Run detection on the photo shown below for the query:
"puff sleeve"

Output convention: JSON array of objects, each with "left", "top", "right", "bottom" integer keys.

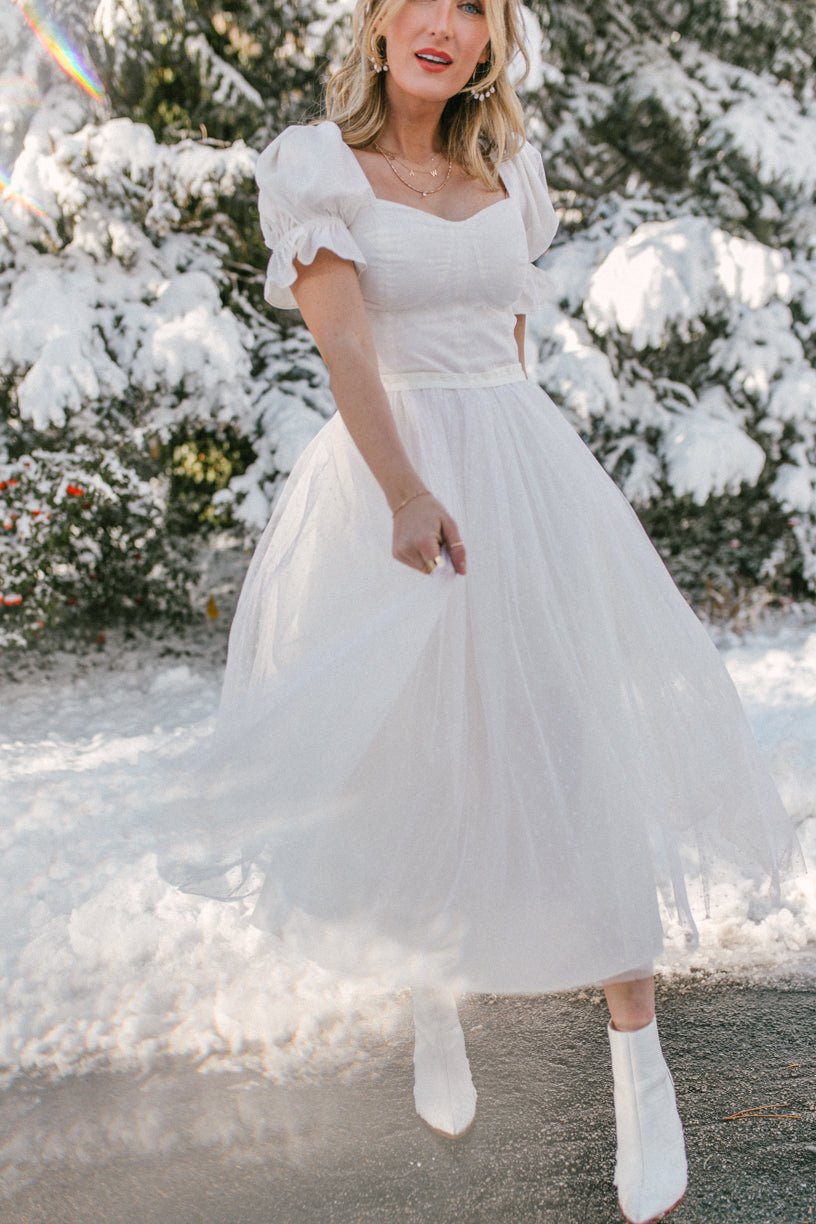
[
  {"left": 254, "top": 122, "right": 372, "bottom": 310},
  {"left": 502, "top": 140, "right": 559, "bottom": 315}
]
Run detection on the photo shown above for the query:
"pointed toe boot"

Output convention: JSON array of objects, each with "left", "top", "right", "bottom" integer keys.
[
  {"left": 411, "top": 986, "right": 477, "bottom": 1138},
  {"left": 607, "top": 1017, "right": 688, "bottom": 1224}
]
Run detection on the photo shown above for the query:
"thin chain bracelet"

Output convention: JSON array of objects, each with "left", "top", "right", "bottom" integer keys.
[{"left": 392, "top": 489, "right": 432, "bottom": 518}]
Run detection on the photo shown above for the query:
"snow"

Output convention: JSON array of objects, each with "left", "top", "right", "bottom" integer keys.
[
  {"left": 708, "top": 79, "right": 816, "bottom": 198},
  {"left": 534, "top": 309, "right": 622, "bottom": 425},
  {"left": 531, "top": 204, "right": 816, "bottom": 529},
  {"left": 771, "top": 464, "right": 815, "bottom": 515},
  {"left": 0, "top": 220, "right": 254, "bottom": 435},
  {"left": 183, "top": 33, "right": 265, "bottom": 111},
  {"left": 659, "top": 387, "right": 767, "bottom": 505},
  {"left": 584, "top": 217, "right": 786, "bottom": 349},
  {"left": 708, "top": 302, "right": 804, "bottom": 405},
  {"left": 1, "top": 615, "right": 814, "bottom": 1087},
  {"left": 0, "top": 649, "right": 396, "bottom": 1086},
  {"left": 610, "top": 41, "right": 816, "bottom": 197}
]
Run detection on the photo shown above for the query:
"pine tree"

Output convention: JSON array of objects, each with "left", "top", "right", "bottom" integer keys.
[
  {"left": 0, "top": 0, "right": 336, "bottom": 648},
  {"left": 524, "top": 0, "right": 816, "bottom": 623},
  {"left": 2, "top": 0, "right": 815, "bottom": 650}
]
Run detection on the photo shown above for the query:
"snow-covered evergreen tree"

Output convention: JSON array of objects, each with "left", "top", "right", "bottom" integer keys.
[
  {"left": 2, "top": 0, "right": 816, "bottom": 650},
  {"left": 524, "top": 0, "right": 816, "bottom": 622},
  {"left": 0, "top": 0, "right": 333, "bottom": 648}
]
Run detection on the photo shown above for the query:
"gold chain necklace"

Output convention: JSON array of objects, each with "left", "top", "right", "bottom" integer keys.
[
  {"left": 373, "top": 143, "right": 454, "bottom": 198},
  {"left": 373, "top": 142, "right": 442, "bottom": 178}
]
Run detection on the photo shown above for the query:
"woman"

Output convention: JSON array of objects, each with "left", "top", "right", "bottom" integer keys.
[{"left": 154, "top": 1, "right": 804, "bottom": 1220}]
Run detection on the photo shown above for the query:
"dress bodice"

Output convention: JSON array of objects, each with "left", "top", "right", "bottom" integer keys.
[
  {"left": 348, "top": 196, "right": 529, "bottom": 379},
  {"left": 254, "top": 121, "right": 559, "bottom": 382}
]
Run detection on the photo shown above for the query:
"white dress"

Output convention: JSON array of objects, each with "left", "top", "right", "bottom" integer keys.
[{"left": 153, "top": 120, "right": 804, "bottom": 994}]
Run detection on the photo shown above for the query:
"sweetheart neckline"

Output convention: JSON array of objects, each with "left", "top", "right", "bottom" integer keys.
[
  {"left": 370, "top": 195, "right": 514, "bottom": 225},
  {"left": 330, "top": 122, "right": 516, "bottom": 227}
]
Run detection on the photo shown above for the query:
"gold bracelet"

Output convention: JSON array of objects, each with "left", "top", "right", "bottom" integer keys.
[{"left": 392, "top": 489, "right": 432, "bottom": 518}]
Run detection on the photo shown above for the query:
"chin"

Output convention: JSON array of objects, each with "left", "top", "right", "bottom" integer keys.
[{"left": 396, "top": 78, "right": 465, "bottom": 105}]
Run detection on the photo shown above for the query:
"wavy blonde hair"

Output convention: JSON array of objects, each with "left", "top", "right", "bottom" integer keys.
[{"left": 322, "top": 0, "right": 530, "bottom": 188}]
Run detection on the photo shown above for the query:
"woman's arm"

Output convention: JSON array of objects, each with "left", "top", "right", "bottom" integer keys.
[
  {"left": 290, "top": 248, "right": 467, "bottom": 575},
  {"left": 514, "top": 315, "right": 526, "bottom": 373}
]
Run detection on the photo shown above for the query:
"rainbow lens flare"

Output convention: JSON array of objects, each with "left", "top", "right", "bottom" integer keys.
[
  {"left": 0, "top": 165, "right": 48, "bottom": 218},
  {"left": 14, "top": 0, "right": 105, "bottom": 101},
  {"left": 1, "top": 6, "right": 106, "bottom": 218}
]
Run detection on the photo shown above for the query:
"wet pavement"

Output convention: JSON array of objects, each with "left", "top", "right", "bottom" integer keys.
[{"left": 1, "top": 980, "right": 814, "bottom": 1224}]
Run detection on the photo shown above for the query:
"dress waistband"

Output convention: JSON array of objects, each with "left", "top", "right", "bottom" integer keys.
[{"left": 379, "top": 362, "right": 527, "bottom": 392}]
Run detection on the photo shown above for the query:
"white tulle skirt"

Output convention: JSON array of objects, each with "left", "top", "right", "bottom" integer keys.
[{"left": 151, "top": 371, "right": 804, "bottom": 993}]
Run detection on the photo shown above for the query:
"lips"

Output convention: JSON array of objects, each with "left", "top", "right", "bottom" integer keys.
[{"left": 415, "top": 47, "right": 453, "bottom": 67}]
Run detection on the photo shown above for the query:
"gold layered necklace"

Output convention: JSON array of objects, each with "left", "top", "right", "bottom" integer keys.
[
  {"left": 373, "top": 142, "right": 454, "bottom": 198},
  {"left": 374, "top": 143, "right": 442, "bottom": 177}
]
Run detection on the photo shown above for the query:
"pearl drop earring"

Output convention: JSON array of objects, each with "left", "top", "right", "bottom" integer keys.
[
  {"left": 370, "top": 57, "right": 389, "bottom": 72},
  {"left": 473, "top": 83, "right": 496, "bottom": 101}
]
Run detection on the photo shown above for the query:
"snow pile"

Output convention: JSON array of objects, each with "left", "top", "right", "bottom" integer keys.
[
  {"left": 0, "top": 617, "right": 813, "bottom": 1086},
  {"left": 0, "top": 657, "right": 398, "bottom": 1087}
]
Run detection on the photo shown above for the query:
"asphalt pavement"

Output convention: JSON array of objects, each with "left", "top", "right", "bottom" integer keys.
[{"left": 1, "top": 980, "right": 813, "bottom": 1224}]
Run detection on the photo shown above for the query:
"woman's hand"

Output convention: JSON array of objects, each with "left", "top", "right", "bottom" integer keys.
[{"left": 392, "top": 492, "right": 467, "bottom": 576}]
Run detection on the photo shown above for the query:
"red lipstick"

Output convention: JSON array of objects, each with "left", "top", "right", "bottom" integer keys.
[{"left": 415, "top": 47, "right": 453, "bottom": 71}]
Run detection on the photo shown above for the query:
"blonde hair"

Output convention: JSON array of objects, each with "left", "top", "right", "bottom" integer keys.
[{"left": 322, "top": 0, "right": 530, "bottom": 188}]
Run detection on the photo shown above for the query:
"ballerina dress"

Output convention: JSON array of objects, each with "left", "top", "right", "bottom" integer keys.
[{"left": 153, "top": 120, "right": 804, "bottom": 994}]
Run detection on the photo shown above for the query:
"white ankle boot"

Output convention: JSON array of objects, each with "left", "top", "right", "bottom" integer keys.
[
  {"left": 607, "top": 1017, "right": 688, "bottom": 1224},
  {"left": 411, "top": 986, "right": 477, "bottom": 1137}
]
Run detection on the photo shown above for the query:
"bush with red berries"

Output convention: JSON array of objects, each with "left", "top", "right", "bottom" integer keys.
[{"left": 0, "top": 447, "right": 191, "bottom": 651}]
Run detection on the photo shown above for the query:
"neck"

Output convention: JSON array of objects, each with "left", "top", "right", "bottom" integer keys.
[{"left": 378, "top": 86, "right": 447, "bottom": 159}]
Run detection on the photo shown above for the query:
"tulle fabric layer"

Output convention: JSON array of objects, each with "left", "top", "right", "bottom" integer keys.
[{"left": 150, "top": 380, "right": 804, "bottom": 993}]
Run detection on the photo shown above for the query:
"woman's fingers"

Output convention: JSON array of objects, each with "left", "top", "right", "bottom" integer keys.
[
  {"left": 442, "top": 516, "right": 467, "bottom": 574},
  {"left": 392, "top": 497, "right": 466, "bottom": 576},
  {"left": 415, "top": 534, "right": 443, "bottom": 574}
]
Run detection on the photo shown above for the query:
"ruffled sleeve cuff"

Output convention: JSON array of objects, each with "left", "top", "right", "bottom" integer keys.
[
  {"left": 261, "top": 218, "right": 368, "bottom": 311},
  {"left": 511, "top": 264, "right": 552, "bottom": 315},
  {"left": 255, "top": 122, "right": 371, "bottom": 311}
]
